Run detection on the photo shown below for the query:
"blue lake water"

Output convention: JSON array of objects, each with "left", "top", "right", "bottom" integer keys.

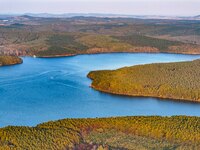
[{"left": 1, "top": 53, "right": 200, "bottom": 127}]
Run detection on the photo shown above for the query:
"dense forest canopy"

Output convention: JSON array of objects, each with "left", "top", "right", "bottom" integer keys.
[
  {"left": 88, "top": 59, "right": 200, "bottom": 102},
  {"left": 0, "top": 116, "right": 200, "bottom": 149}
]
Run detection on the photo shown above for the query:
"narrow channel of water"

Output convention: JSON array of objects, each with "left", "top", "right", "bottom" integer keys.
[{"left": 0, "top": 53, "right": 200, "bottom": 127}]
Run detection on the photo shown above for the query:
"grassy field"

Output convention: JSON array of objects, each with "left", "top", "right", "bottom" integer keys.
[
  {"left": 88, "top": 59, "right": 200, "bottom": 102},
  {"left": 0, "top": 116, "right": 200, "bottom": 149}
]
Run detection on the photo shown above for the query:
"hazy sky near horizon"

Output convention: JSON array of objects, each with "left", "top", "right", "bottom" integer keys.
[{"left": 1, "top": 0, "right": 200, "bottom": 16}]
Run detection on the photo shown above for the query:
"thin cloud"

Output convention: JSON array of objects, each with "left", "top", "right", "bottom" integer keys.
[{"left": 0, "top": 0, "right": 200, "bottom": 16}]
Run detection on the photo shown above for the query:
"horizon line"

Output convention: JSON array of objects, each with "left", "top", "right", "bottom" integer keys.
[{"left": 0, "top": 12, "right": 199, "bottom": 17}]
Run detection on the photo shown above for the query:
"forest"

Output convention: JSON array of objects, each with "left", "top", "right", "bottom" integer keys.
[
  {"left": 0, "top": 56, "right": 22, "bottom": 66},
  {"left": 0, "top": 116, "right": 200, "bottom": 149},
  {"left": 0, "top": 16, "right": 200, "bottom": 57},
  {"left": 88, "top": 59, "right": 200, "bottom": 102}
]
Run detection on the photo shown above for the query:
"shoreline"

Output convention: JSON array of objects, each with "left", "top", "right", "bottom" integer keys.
[
  {"left": 36, "top": 53, "right": 77, "bottom": 58},
  {"left": 90, "top": 85, "right": 200, "bottom": 104},
  {"left": 0, "top": 61, "right": 23, "bottom": 67},
  {"left": 0, "top": 115, "right": 197, "bottom": 128},
  {"left": 34, "top": 51, "right": 200, "bottom": 58}
]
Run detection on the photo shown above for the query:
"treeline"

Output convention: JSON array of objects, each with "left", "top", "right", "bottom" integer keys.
[
  {"left": 88, "top": 59, "right": 200, "bottom": 102},
  {"left": 0, "top": 116, "right": 200, "bottom": 149}
]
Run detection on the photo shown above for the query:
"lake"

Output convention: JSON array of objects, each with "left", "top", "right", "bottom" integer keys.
[{"left": 1, "top": 53, "right": 200, "bottom": 127}]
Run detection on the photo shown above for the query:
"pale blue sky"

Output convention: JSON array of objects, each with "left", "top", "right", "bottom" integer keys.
[{"left": 1, "top": 0, "right": 200, "bottom": 16}]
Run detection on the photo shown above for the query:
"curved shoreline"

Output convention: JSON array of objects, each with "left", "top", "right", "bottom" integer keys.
[
  {"left": 36, "top": 53, "right": 77, "bottom": 58},
  {"left": 36, "top": 51, "right": 200, "bottom": 58},
  {"left": 90, "top": 85, "right": 200, "bottom": 103}
]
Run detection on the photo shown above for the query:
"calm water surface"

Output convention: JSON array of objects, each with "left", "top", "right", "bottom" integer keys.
[{"left": 1, "top": 53, "right": 200, "bottom": 127}]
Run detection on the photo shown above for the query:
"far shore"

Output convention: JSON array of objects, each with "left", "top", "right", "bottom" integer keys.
[
  {"left": 34, "top": 50, "right": 200, "bottom": 58},
  {"left": 90, "top": 84, "right": 200, "bottom": 104}
]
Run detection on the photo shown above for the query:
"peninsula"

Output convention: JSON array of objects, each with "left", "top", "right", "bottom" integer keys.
[
  {"left": 0, "top": 56, "right": 23, "bottom": 66},
  {"left": 88, "top": 59, "right": 200, "bottom": 102}
]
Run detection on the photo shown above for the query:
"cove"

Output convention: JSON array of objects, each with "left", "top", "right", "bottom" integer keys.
[{"left": 1, "top": 53, "right": 200, "bottom": 127}]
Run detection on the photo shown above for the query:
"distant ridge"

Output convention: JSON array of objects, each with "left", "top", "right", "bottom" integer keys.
[
  {"left": 1, "top": 13, "right": 200, "bottom": 20},
  {"left": 195, "top": 15, "right": 200, "bottom": 18},
  {"left": 22, "top": 13, "right": 200, "bottom": 20}
]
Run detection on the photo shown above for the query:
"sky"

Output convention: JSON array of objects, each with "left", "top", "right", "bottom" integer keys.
[{"left": 0, "top": 0, "right": 200, "bottom": 16}]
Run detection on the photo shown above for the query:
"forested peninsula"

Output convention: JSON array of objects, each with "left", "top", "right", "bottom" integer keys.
[
  {"left": 88, "top": 59, "right": 200, "bottom": 102},
  {"left": 0, "top": 56, "right": 23, "bottom": 66},
  {"left": 0, "top": 116, "right": 200, "bottom": 149}
]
